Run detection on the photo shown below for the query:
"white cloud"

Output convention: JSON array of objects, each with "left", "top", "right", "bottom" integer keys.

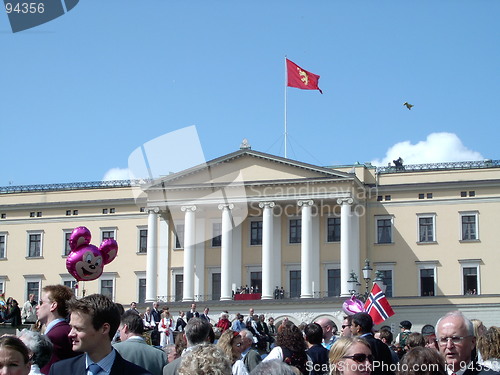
[
  {"left": 371, "top": 132, "right": 484, "bottom": 166},
  {"left": 102, "top": 168, "right": 130, "bottom": 181}
]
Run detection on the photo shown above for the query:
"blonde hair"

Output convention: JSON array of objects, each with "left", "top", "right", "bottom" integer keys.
[
  {"left": 178, "top": 344, "right": 231, "bottom": 375},
  {"left": 477, "top": 326, "right": 500, "bottom": 360},
  {"left": 329, "top": 337, "right": 371, "bottom": 375},
  {"left": 217, "top": 329, "right": 239, "bottom": 363}
]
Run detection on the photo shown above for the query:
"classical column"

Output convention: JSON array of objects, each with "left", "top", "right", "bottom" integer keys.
[
  {"left": 219, "top": 203, "right": 234, "bottom": 301},
  {"left": 259, "top": 202, "right": 275, "bottom": 300},
  {"left": 298, "top": 199, "right": 314, "bottom": 299},
  {"left": 145, "top": 207, "right": 159, "bottom": 302},
  {"left": 181, "top": 205, "right": 196, "bottom": 302},
  {"left": 338, "top": 198, "right": 353, "bottom": 297}
]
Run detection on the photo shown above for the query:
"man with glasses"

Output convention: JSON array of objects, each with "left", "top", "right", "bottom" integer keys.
[
  {"left": 340, "top": 316, "right": 352, "bottom": 337},
  {"left": 436, "top": 311, "right": 499, "bottom": 375}
]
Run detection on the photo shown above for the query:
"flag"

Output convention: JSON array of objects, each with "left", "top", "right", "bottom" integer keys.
[
  {"left": 363, "top": 283, "right": 395, "bottom": 325},
  {"left": 286, "top": 59, "right": 323, "bottom": 94}
]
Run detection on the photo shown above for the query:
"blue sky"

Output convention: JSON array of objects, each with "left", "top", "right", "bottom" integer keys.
[{"left": 1, "top": 1, "right": 498, "bottom": 186}]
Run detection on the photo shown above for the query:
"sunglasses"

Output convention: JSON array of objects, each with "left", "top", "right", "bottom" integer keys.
[
  {"left": 342, "top": 325, "right": 351, "bottom": 329},
  {"left": 343, "top": 354, "right": 374, "bottom": 363}
]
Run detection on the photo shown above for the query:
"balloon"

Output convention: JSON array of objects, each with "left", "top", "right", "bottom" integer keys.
[
  {"left": 66, "top": 226, "right": 118, "bottom": 282},
  {"left": 342, "top": 295, "right": 365, "bottom": 315}
]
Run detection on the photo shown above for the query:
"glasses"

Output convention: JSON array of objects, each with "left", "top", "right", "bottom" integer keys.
[
  {"left": 437, "top": 336, "right": 472, "bottom": 346},
  {"left": 342, "top": 325, "right": 351, "bottom": 329},
  {"left": 343, "top": 354, "right": 374, "bottom": 363}
]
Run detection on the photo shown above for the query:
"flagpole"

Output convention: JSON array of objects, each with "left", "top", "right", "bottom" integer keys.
[{"left": 284, "top": 56, "right": 288, "bottom": 159}]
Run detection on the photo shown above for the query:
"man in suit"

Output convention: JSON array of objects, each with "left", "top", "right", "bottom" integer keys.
[
  {"left": 239, "top": 329, "right": 262, "bottom": 372},
  {"left": 37, "top": 284, "right": 79, "bottom": 374},
  {"left": 351, "top": 312, "right": 395, "bottom": 375},
  {"left": 436, "top": 311, "right": 499, "bottom": 375},
  {"left": 163, "top": 317, "right": 211, "bottom": 375},
  {"left": 175, "top": 311, "right": 187, "bottom": 332},
  {"left": 185, "top": 303, "right": 199, "bottom": 322},
  {"left": 199, "top": 307, "right": 210, "bottom": 323},
  {"left": 114, "top": 311, "right": 167, "bottom": 375},
  {"left": 151, "top": 302, "right": 161, "bottom": 328},
  {"left": 48, "top": 294, "right": 152, "bottom": 375}
]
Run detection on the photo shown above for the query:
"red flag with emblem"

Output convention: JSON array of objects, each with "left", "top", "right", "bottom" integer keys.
[
  {"left": 363, "top": 283, "right": 395, "bottom": 325},
  {"left": 286, "top": 59, "right": 323, "bottom": 94}
]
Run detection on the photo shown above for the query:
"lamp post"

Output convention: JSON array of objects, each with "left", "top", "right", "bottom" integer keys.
[{"left": 348, "top": 259, "right": 383, "bottom": 301}]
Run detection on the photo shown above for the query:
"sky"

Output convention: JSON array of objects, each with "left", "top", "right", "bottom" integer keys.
[{"left": 1, "top": 0, "right": 499, "bottom": 186}]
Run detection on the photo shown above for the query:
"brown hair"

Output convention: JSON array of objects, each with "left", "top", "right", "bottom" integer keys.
[
  {"left": 397, "top": 347, "right": 446, "bottom": 375},
  {"left": 477, "top": 326, "right": 500, "bottom": 360},
  {"left": 43, "top": 284, "right": 74, "bottom": 317},
  {"left": 0, "top": 335, "right": 31, "bottom": 364}
]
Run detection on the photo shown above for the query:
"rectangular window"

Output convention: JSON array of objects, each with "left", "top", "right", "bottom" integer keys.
[
  {"left": 427, "top": 193, "right": 433, "bottom": 199},
  {"left": 379, "top": 270, "right": 393, "bottom": 297},
  {"left": 73, "top": 210, "right": 78, "bottom": 215},
  {"left": 63, "top": 280, "right": 77, "bottom": 295},
  {"left": 66, "top": 210, "right": 71, "bottom": 216},
  {"left": 250, "top": 271, "right": 262, "bottom": 294},
  {"left": 250, "top": 221, "right": 263, "bottom": 245},
  {"left": 461, "top": 214, "right": 478, "bottom": 241},
  {"left": 463, "top": 267, "right": 478, "bottom": 295},
  {"left": 289, "top": 219, "right": 301, "bottom": 244},
  {"left": 175, "top": 274, "right": 183, "bottom": 302},
  {"left": 418, "top": 215, "right": 435, "bottom": 243},
  {"left": 174, "top": 224, "right": 184, "bottom": 249},
  {"left": 469, "top": 191, "right": 475, "bottom": 197},
  {"left": 0, "top": 234, "right": 6, "bottom": 259},
  {"left": 100, "top": 279, "right": 114, "bottom": 300},
  {"left": 139, "top": 229, "right": 148, "bottom": 253},
  {"left": 30, "top": 212, "right": 35, "bottom": 218},
  {"left": 138, "top": 278, "right": 146, "bottom": 303},
  {"left": 327, "top": 217, "right": 341, "bottom": 242},
  {"left": 327, "top": 269, "right": 340, "bottom": 297},
  {"left": 110, "top": 208, "right": 115, "bottom": 214},
  {"left": 420, "top": 269, "right": 435, "bottom": 296},
  {"left": 376, "top": 217, "right": 392, "bottom": 244},
  {"left": 102, "top": 208, "right": 108, "bottom": 214},
  {"left": 101, "top": 230, "right": 115, "bottom": 241},
  {"left": 26, "top": 281, "right": 40, "bottom": 301},
  {"left": 289, "top": 270, "right": 301, "bottom": 298},
  {"left": 63, "top": 231, "right": 72, "bottom": 256},
  {"left": 0, "top": 280, "right": 4, "bottom": 294},
  {"left": 212, "top": 273, "right": 221, "bottom": 301},
  {"left": 1, "top": 213, "right": 6, "bottom": 219},
  {"left": 36, "top": 212, "right": 42, "bottom": 217},
  {"left": 28, "top": 233, "right": 42, "bottom": 257},
  {"left": 418, "top": 193, "right": 425, "bottom": 199},
  {"left": 211, "top": 223, "right": 222, "bottom": 247}
]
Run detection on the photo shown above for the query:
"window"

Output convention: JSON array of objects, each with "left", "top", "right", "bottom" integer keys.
[
  {"left": 24, "top": 278, "right": 41, "bottom": 302},
  {"left": 66, "top": 210, "right": 71, "bottom": 216},
  {"left": 469, "top": 191, "right": 475, "bottom": 197},
  {"left": 73, "top": 210, "right": 78, "bottom": 215},
  {"left": 0, "top": 213, "right": 5, "bottom": 219},
  {"left": 418, "top": 193, "right": 425, "bottom": 199},
  {"left": 212, "top": 273, "right": 221, "bottom": 301},
  {"left": 379, "top": 270, "right": 393, "bottom": 297},
  {"left": 101, "top": 228, "right": 116, "bottom": 241},
  {"left": 289, "top": 219, "right": 301, "bottom": 244},
  {"left": 63, "top": 280, "right": 77, "bottom": 295},
  {"left": 250, "top": 221, "right": 262, "bottom": 245},
  {"left": 427, "top": 193, "right": 433, "bottom": 199},
  {"left": 211, "top": 222, "right": 222, "bottom": 247},
  {"left": 418, "top": 215, "right": 436, "bottom": 243},
  {"left": 460, "top": 212, "right": 478, "bottom": 241},
  {"left": 463, "top": 267, "right": 478, "bottom": 295},
  {"left": 0, "top": 233, "right": 6, "bottom": 259},
  {"left": 138, "top": 278, "right": 146, "bottom": 303},
  {"left": 110, "top": 208, "right": 116, "bottom": 214},
  {"left": 327, "top": 269, "right": 340, "bottom": 297},
  {"left": 327, "top": 217, "right": 341, "bottom": 242},
  {"left": 289, "top": 270, "right": 301, "bottom": 298},
  {"left": 377, "top": 196, "right": 383, "bottom": 201},
  {"left": 376, "top": 216, "right": 393, "bottom": 244},
  {"left": 100, "top": 279, "right": 114, "bottom": 300},
  {"left": 27, "top": 232, "right": 43, "bottom": 257},
  {"left": 420, "top": 269, "right": 435, "bottom": 296},
  {"left": 139, "top": 229, "right": 148, "bottom": 253},
  {"left": 36, "top": 212, "right": 42, "bottom": 217},
  {"left": 250, "top": 271, "right": 262, "bottom": 294},
  {"left": 102, "top": 208, "right": 108, "bottom": 214},
  {"left": 63, "top": 231, "right": 72, "bottom": 256},
  {"left": 174, "top": 224, "right": 184, "bottom": 249},
  {"left": 461, "top": 191, "right": 467, "bottom": 197},
  {"left": 174, "top": 274, "right": 183, "bottom": 302},
  {"left": 384, "top": 195, "right": 391, "bottom": 201},
  {"left": 30, "top": 212, "right": 35, "bottom": 218},
  {"left": 140, "top": 207, "right": 146, "bottom": 213},
  {"left": 0, "top": 279, "right": 4, "bottom": 294}
]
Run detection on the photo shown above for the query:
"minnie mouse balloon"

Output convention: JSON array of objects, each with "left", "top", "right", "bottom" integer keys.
[
  {"left": 342, "top": 295, "right": 365, "bottom": 316},
  {"left": 66, "top": 226, "right": 118, "bottom": 282}
]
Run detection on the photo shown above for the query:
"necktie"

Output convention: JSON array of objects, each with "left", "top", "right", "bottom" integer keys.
[{"left": 88, "top": 363, "right": 102, "bottom": 375}]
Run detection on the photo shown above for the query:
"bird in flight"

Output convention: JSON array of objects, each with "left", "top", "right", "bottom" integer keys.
[{"left": 403, "top": 102, "right": 414, "bottom": 110}]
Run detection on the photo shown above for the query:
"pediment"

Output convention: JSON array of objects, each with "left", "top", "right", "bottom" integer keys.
[{"left": 151, "top": 149, "right": 352, "bottom": 188}]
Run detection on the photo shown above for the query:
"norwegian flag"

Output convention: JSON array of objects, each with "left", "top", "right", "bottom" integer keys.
[{"left": 363, "top": 283, "right": 395, "bottom": 325}]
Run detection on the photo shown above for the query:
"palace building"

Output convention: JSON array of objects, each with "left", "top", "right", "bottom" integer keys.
[{"left": 1, "top": 147, "right": 500, "bottom": 328}]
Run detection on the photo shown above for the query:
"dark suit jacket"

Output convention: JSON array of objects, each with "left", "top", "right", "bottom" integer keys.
[
  {"left": 243, "top": 348, "right": 262, "bottom": 372},
  {"left": 175, "top": 317, "right": 187, "bottom": 331},
  {"left": 163, "top": 356, "right": 181, "bottom": 375},
  {"left": 361, "top": 333, "right": 395, "bottom": 375},
  {"left": 151, "top": 309, "right": 161, "bottom": 324},
  {"left": 185, "top": 311, "right": 199, "bottom": 321},
  {"left": 463, "top": 362, "right": 500, "bottom": 375},
  {"left": 48, "top": 352, "right": 153, "bottom": 375},
  {"left": 42, "top": 320, "right": 79, "bottom": 374}
]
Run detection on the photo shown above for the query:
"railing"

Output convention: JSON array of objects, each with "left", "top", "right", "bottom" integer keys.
[
  {"left": 376, "top": 159, "right": 500, "bottom": 174},
  {"left": 0, "top": 180, "right": 143, "bottom": 194},
  {"left": 155, "top": 291, "right": 339, "bottom": 303}
]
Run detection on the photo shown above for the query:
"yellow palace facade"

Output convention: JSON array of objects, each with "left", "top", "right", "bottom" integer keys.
[{"left": 1, "top": 147, "right": 500, "bottom": 329}]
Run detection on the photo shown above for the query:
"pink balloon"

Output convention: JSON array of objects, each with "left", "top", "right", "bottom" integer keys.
[
  {"left": 342, "top": 296, "right": 366, "bottom": 315},
  {"left": 66, "top": 226, "right": 118, "bottom": 282}
]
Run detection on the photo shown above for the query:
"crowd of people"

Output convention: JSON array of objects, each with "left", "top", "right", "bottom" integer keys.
[{"left": 1, "top": 290, "right": 500, "bottom": 375}]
